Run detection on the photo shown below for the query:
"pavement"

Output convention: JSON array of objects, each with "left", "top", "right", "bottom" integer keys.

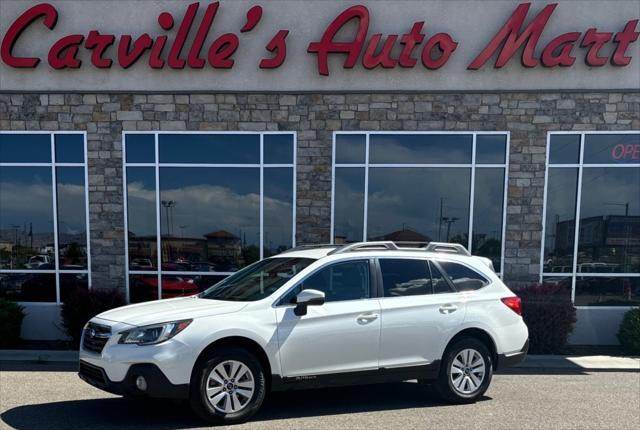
[
  {"left": 1, "top": 361, "right": 639, "bottom": 430},
  {"left": 1, "top": 349, "right": 639, "bottom": 371}
]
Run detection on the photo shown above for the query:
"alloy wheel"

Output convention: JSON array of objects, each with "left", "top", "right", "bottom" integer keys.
[
  {"left": 205, "top": 360, "right": 255, "bottom": 413},
  {"left": 450, "top": 348, "right": 486, "bottom": 395}
]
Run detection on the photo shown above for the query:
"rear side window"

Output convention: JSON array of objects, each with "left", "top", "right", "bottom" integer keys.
[
  {"left": 380, "top": 259, "right": 432, "bottom": 297},
  {"left": 438, "top": 261, "right": 489, "bottom": 291}
]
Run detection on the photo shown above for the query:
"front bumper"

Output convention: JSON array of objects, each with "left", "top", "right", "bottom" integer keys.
[
  {"left": 78, "top": 360, "right": 189, "bottom": 399},
  {"left": 496, "top": 338, "right": 529, "bottom": 369}
]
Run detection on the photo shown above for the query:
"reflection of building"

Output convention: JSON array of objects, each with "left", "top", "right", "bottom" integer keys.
[
  {"left": 130, "top": 230, "right": 246, "bottom": 271},
  {"left": 204, "top": 231, "right": 243, "bottom": 269},
  {"left": 372, "top": 228, "right": 432, "bottom": 243},
  {"left": 553, "top": 216, "right": 640, "bottom": 271}
]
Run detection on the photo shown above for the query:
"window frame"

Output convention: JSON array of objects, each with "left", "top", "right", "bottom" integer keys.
[
  {"left": 0, "top": 131, "right": 91, "bottom": 305},
  {"left": 122, "top": 131, "right": 297, "bottom": 303},
  {"left": 540, "top": 130, "right": 640, "bottom": 309},
  {"left": 331, "top": 131, "right": 510, "bottom": 277}
]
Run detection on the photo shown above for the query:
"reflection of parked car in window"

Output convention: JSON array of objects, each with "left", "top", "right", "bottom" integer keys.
[
  {"left": 190, "top": 262, "right": 218, "bottom": 272},
  {"left": 25, "top": 254, "right": 53, "bottom": 269},
  {"left": 130, "top": 258, "right": 154, "bottom": 270},
  {"left": 577, "top": 263, "right": 620, "bottom": 273},
  {"left": 130, "top": 275, "right": 199, "bottom": 302},
  {"left": 80, "top": 241, "right": 528, "bottom": 425}
]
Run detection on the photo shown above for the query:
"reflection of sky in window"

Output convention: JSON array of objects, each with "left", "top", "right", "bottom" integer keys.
[
  {"left": 0, "top": 134, "right": 51, "bottom": 163},
  {"left": 369, "top": 135, "right": 472, "bottom": 164},
  {"left": 544, "top": 168, "right": 578, "bottom": 250},
  {"left": 127, "top": 168, "right": 156, "bottom": 237},
  {"left": 476, "top": 135, "right": 507, "bottom": 164},
  {"left": 159, "top": 134, "right": 260, "bottom": 164},
  {"left": 335, "top": 134, "right": 366, "bottom": 164},
  {"left": 264, "top": 135, "right": 294, "bottom": 164},
  {"left": 473, "top": 168, "right": 504, "bottom": 240},
  {"left": 56, "top": 167, "right": 86, "bottom": 238},
  {"left": 264, "top": 168, "right": 293, "bottom": 250},
  {"left": 159, "top": 168, "right": 260, "bottom": 245},
  {"left": 367, "top": 168, "right": 470, "bottom": 241},
  {"left": 0, "top": 167, "right": 53, "bottom": 234},
  {"left": 580, "top": 168, "right": 640, "bottom": 218},
  {"left": 334, "top": 168, "right": 365, "bottom": 242},
  {"left": 55, "top": 134, "right": 84, "bottom": 163},
  {"left": 549, "top": 135, "right": 580, "bottom": 164}
]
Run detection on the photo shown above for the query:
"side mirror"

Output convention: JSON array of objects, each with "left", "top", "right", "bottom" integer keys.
[{"left": 293, "top": 289, "right": 325, "bottom": 316}]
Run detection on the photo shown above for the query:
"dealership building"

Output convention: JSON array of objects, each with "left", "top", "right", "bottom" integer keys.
[{"left": 0, "top": 0, "right": 638, "bottom": 345}]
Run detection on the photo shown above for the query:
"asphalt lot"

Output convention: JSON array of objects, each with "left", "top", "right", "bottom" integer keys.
[{"left": 1, "top": 363, "right": 639, "bottom": 430}]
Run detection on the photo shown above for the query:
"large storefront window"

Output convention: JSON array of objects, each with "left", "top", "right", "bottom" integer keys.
[
  {"left": 123, "top": 132, "right": 296, "bottom": 302},
  {"left": 0, "top": 132, "right": 91, "bottom": 302},
  {"left": 541, "top": 132, "right": 640, "bottom": 306},
  {"left": 332, "top": 132, "right": 509, "bottom": 274}
]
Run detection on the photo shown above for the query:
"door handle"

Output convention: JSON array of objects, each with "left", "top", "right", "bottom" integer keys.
[
  {"left": 356, "top": 313, "right": 379, "bottom": 324},
  {"left": 439, "top": 304, "right": 458, "bottom": 314}
]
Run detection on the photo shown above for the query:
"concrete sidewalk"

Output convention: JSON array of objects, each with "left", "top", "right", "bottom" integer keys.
[{"left": 1, "top": 350, "right": 639, "bottom": 371}]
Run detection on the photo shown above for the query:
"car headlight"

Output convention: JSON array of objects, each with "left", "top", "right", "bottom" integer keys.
[{"left": 118, "top": 320, "right": 192, "bottom": 345}]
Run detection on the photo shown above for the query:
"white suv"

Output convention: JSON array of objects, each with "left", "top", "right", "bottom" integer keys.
[{"left": 79, "top": 242, "right": 529, "bottom": 425}]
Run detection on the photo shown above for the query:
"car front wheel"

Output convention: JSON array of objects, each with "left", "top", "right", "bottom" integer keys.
[
  {"left": 190, "top": 347, "right": 267, "bottom": 425},
  {"left": 434, "top": 337, "right": 493, "bottom": 403}
]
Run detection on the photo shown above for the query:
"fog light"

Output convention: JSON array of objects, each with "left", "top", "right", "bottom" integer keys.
[{"left": 135, "top": 376, "right": 147, "bottom": 391}]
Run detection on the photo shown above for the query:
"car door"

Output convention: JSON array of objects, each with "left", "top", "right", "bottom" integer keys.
[
  {"left": 377, "top": 258, "right": 466, "bottom": 369},
  {"left": 274, "top": 259, "right": 381, "bottom": 377}
]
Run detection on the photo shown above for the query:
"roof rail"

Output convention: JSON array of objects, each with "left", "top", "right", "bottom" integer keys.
[
  {"left": 328, "top": 241, "right": 400, "bottom": 255},
  {"left": 424, "top": 242, "right": 471, "bottom": 256},
  {"left": 327, "top": 241, "right": 471, "bottom": 256},
  {"left": 280, "top": 244, "right": 341, "bottom": 254}
]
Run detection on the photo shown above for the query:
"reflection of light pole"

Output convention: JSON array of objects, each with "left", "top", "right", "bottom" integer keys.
[
  {"left": 11, "top": 225, "right": 20, "bottom": 269},
  {"left": 161, "top": 200, "right": 176, "bottom": 236},
  {"left": 438, "top": 198, "right": 445, "bottom": 241},
  {"left": 441, "top": 217, "right": 459, "bottom": 242}
]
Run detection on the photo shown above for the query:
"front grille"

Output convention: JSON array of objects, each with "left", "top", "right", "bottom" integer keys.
[
  {"left": 79, "top": 360, "right": 107, "bottom": 386},
  {"left": 82, "top": 322, "right": 112, "bottom": 354}
]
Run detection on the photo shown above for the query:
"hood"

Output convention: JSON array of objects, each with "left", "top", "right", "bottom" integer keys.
[{"left": 96, "top": 296, "right": 248, "bottom": 327}]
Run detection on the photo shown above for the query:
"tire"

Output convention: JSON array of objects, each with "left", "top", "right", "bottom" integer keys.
[
  {"left": 434, "top": 337, "right": 493, "bottom": 403},
  {"left": 190, "top": 347, "right": 267, "bottom": 425}
]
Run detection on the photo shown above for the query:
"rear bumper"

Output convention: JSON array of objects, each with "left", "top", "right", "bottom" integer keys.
[
  {"left": 496, "top": 338, "right": 529, "bottom": 369},
  {"left": 78, "top": 360, "right": 189, "bottom": 399}
]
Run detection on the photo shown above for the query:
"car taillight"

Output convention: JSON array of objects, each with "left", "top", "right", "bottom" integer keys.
[{"left": 501, "top": 296, "right": 522, "bottom": 315}]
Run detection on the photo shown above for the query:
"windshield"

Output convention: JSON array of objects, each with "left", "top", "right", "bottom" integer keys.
[{"left": 200, "top": 257, "right": 315, "bottom": 302}]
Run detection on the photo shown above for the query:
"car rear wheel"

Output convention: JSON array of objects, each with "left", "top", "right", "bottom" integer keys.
[
  {"left": 434, "top": 337, "right": 493, "bottom": 403},
  {"left": 190, "top": 347, "right": 266, "bottom": 425}
]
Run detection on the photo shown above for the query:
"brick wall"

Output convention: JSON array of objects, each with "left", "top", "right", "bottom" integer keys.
[{"left": 1, "top": 91, "right": 638, "bottom": 290}]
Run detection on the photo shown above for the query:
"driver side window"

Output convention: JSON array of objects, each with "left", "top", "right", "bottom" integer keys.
[{"left": 285, "top": 260, "right": 371, "bottom": 304}]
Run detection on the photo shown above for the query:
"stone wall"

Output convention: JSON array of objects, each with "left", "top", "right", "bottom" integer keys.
[{"left": 1, "top": 91, "right": 639, "bottom": 290}]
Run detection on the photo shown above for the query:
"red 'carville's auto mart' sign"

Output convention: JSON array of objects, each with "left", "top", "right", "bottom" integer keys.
[{"left": 1, "top": 1, "right": 638, "bottom": 74}]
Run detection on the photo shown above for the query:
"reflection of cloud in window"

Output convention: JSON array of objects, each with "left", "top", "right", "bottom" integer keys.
[
  {"left": 128, "top": 182, "right": 291, "bottom": 243},
  {"left": 0, "top": 181, "right": 53, "bottom": 232},
  {"left": 57, "top": 182, "right": 86, "bottom": 234},
  {"left": 369, "top": 135, "right": 472, "bottom": 164},
  {"left": 367, "top": 168, "right": 470, "bottom": 239},
  {"left": 128, "top": 181, "right": 157, "bottom": 237},
  {"left": 334, "top": 172, "right": 364, "bottom": 238},
  {"left": 473, "top": 169, "right": 504, "bottom": 240}
]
